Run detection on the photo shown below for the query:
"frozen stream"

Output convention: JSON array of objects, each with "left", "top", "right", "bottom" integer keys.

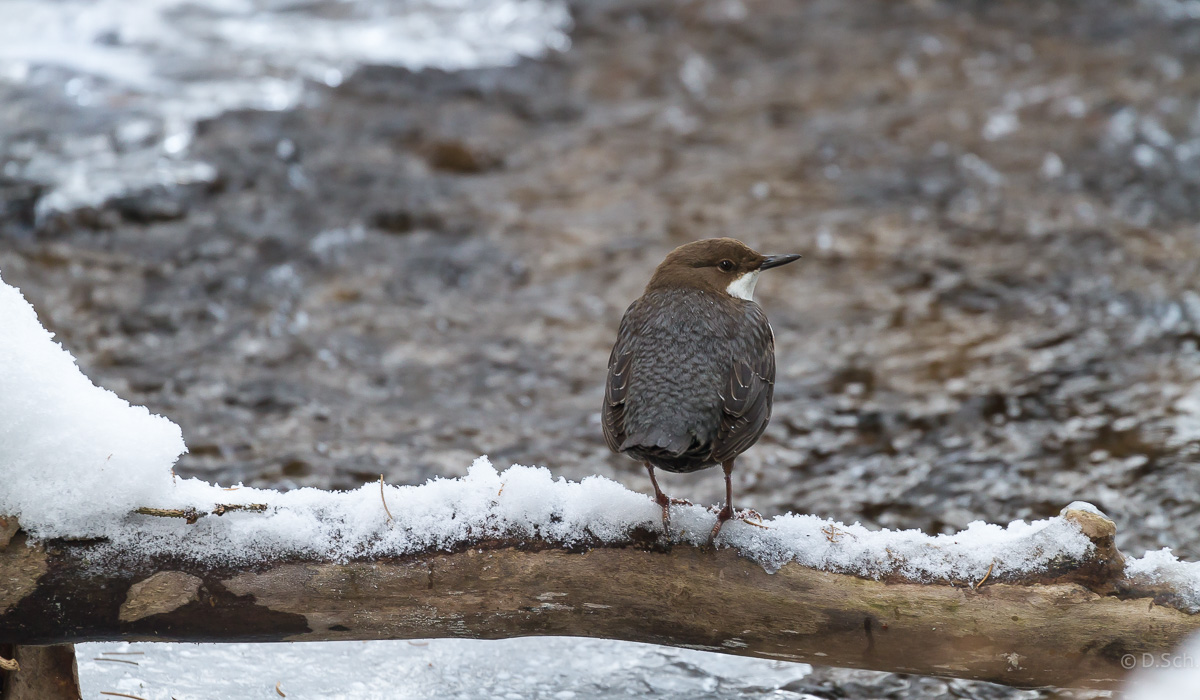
[{"left": 77, "top": 638, "right": 816, "bottom": 700}]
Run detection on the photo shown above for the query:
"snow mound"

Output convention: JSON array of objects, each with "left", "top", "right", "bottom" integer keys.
[
  {"left": 118, "top": 458, "right": 662, "bottom": 564},
  {"left": 714, "top": 504, "right": 1092, "bottom": 580},
  {"left": 1126, "top": 549, "right": 1200, "bottom": 613},
  {"left": 0, "top": 272, "right": 186, "bottom": 539}
]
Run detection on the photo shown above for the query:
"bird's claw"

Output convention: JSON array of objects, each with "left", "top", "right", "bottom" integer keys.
[
  {"left": 736, "top": 508, "right": 767, "bottom": 527},
  {"left": 654, "top": 493, "right": 674, "bottom": 535},
  {"left": 649, "top": 497, "right": 694, "bottom": 536},
  {"left": 708, "top": 506, "right": 768, "bottom": 544}
]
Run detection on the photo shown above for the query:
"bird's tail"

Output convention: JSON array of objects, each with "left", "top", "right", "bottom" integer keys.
[{"left": 621, "top": 428, "right": 692, "bottom": 456}]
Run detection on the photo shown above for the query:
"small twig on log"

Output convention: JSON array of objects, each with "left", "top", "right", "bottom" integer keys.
[
  {"left": 741, "top": 511, "right": 769, "bottom": 529},
  {"left": 101, "top": 692, "right": 147, "bottom": 700},
  {"left": 93, "top": 657, "right": 139, "bottom": 666},
  {"left": 0, "top": 655, "right": 18, "bottom": 672},
  {"left": 275, "top": 680, "right": 287, "bottom": 697},
  {"left": 135, "top": 504, "right": 268, "bottom": 524},
  {"left": 135, "top": 507, "right": 203, "bottom": 524},
  {"left": 211, "top": 504, "right": 268, "bottom": 516},
  {"left": 976, "top": 561, "right": 995, "bottom": 590},
  {"left": 380, "top": 475, "right": 393, "bottom": 524}
]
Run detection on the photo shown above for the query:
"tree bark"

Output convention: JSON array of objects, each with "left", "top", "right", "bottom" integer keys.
[
  {"left": 1, "top": 509, "right": 1197, "bottom": 691},
  {"left": 0, "top": 645, "right": 81, "bottom": 700}
]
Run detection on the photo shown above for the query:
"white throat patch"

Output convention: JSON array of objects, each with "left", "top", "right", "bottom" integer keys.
[{"left": 726, "top": 270, "right": 761, "bottom": 300}]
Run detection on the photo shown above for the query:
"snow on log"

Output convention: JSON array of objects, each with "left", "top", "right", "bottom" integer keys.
[
  {"left": 0, "top": 506, "right": 1198, "bottom": 691},
  {"left": 6, "top": 245, "right": 1200, "bottom": 693}
]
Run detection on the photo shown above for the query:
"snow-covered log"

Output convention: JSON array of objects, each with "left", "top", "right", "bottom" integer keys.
[
  {"left": 2, "top": 507, "right": 1199, "bottom": 691},
  {"left": 6, "top": 244, "right": 1200, "bottom": 695}
]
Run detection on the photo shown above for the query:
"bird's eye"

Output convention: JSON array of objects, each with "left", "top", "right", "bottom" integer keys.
[{"left": 718, "top": 260, "right": 735, "bottom": 272}]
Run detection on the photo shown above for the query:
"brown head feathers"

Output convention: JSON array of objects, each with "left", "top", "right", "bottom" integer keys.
[{"left": 645, "top": 238, "right": 801, "bottom": 300}]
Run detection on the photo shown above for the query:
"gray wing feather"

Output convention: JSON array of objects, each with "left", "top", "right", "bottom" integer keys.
[
  {"left": 711, "top": 317, "right": 775, "bottom": 464},
  {"left": 602, "top": 315, "right": 634, "bottom": 453}
]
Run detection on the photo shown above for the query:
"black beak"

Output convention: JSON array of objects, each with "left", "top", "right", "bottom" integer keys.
[{"left": 759, "top": 253, "right": 802, "bottom": 270}]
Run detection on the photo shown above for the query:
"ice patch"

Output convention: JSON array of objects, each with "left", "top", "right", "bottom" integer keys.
[{"left": 77, "top": 637, "right": 813, "bottom": 700}]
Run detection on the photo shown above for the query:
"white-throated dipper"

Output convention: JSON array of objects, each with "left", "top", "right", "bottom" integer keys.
[{"left": 603, "top": 238, "right": 801, "bottom": 542}]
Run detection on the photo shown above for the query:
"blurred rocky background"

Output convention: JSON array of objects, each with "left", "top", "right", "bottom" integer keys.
[{"left": 5, "top": 0, "right": 1200, "bottom": 696}]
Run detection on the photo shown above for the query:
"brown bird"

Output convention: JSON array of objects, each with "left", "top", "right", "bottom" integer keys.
[{"left": 602, "top": 238, "right": 800, "bottom": 542}]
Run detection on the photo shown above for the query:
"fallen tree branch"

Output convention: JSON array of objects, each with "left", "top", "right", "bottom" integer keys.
[{"left": 1, "top": 507, "right": 1197, "bottom": 690}]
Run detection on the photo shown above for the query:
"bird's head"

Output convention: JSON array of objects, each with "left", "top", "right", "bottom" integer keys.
[{"left": 645, "top": 238, "right": 801, "bottom": 301}]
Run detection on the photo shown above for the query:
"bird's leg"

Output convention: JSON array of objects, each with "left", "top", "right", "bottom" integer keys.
[
  {"left": 645, "top": 463, "right": 672, "bottom": 533},
  {"left": 709, "top": 459, "right": 737, "bottom": 544}
]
